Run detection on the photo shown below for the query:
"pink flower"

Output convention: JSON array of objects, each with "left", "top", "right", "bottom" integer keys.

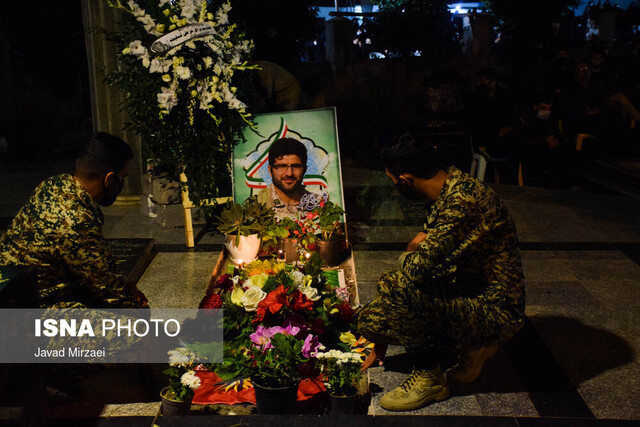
[
  {"left": 301, "top": 333, "right": 321, "bottom": 358},
  {"left": 250, "top": 325, "right": 274, "bottom": 351}
]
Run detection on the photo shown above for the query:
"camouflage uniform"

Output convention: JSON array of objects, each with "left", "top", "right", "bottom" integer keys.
[
  {"left": 0, "top": 174, "right": 138, "bottom": 308},
  {"left": 256, "top": 184, "right": 324, "bottom": 220},
  {"left": 358, "top": 167, "right": 525, "bottom": 351}
]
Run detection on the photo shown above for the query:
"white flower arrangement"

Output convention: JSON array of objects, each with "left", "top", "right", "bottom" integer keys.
[
  {"left": 165, "top": 347, "right": 201, "bottom": 401},
  {"left": 180, "top": 369, "right": 202, "bottom": 390},
  {"left": 168, "top": 347, "right": 197, "bottom": 367},
  {"left": 108, "top": 0, "right": 254, "bottom": 122},
  {"left": 315, "top": 349, "right": 364, "bottom": 396}
]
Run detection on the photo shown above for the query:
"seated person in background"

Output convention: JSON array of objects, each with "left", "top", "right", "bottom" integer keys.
[
  {"left": 358, "top": 135, "right": 525, "bottom": 412},
  {"left": 517, "top": 96, "right": 564, "bottom": 187},
  {"left": 0, "top": 132, "right": 147, "bottom": 308},
  {"left": 463, "top": 68, "right": 520, "bottom": 183},
  {"left": 257, "top": 137, "right": 325, "bottom": 220}
]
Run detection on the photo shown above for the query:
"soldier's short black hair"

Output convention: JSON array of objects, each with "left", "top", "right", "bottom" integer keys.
[
  {"left": 382, "top": 133, "right": 447, "bottom": 180},
  {"left": 75, "top": 132, "right": 133, "bottom": 180},
  {"left": 268, "top": 138, "right": 307, "bottom": 167}
]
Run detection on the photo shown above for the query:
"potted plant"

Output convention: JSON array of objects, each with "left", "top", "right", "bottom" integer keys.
[
  {"left": 315, "top": 349, "right": 363, "bottom": 414},
  {"left": 277, "top": 217, "right": 305, "bottom": 263},
  {"left": 216, "top": 198, "right": 276, "bottom": 263},
  {"left": 249, "top": 327, "right": 320, "bottom": 414},
  {"left": 161, "top": 347, "right": 202, "bottom": 415},
  {"left": 311, "top": 201, "right": 345, "bottom": 266}
]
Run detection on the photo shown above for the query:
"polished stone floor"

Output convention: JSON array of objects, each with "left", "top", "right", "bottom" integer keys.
[{"left": 1, "top": 159, "right": 640, "bottom": 422}]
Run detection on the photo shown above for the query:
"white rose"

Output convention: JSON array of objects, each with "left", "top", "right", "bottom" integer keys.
[
  {"left": 240, "top": 286, "right": 267, "bottom": 312},
  {"left": 300, "top": 286, "right": 320, "bottom": 301},
  {"left": 289, "top": 271, "right": 304, "bottom": 288}
]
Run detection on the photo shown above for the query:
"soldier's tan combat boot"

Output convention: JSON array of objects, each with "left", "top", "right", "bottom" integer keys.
[
  {"left": 379, "top": 366, "right": 450, "bottom": 411},
  {"left": 446, "top": 345, "right": 499, "bottom": 383}
]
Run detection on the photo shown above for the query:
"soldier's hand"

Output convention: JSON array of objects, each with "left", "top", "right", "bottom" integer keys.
[
  {"left": 406, "top": 232, "right": 427, "bottom": 252},
  {"left": 361, "top": 343, "right": 387, "bottom": 371},
  {"left": 132, "top": 287, "right": 149, "bottom": 308}
]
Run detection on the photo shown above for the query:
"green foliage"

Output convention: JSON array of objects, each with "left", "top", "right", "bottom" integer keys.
[
  {"left": 250, "top": 333, "right": 307, "bottom": 387},
  {"left": 278, "top": 217, "right": 303, "bottom": 237},
  {"left": 313, "top": 201, "right": 345, "bottom": 241},
  {"left": 315, "top": 350, "right": 363, "bottom": 396},
  {"left": 215, "top": 197, "right": 276, "bottom": 239},
  {"left": 303, "top": 252, "right": 325, "bottom": 283}
]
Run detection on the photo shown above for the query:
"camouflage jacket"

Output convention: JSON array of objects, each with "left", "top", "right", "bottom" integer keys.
[
  {"left": 401, "top": 167, "right": 525, "bottom": 316},
  {"left": 0, "top": 174, "right": 135, "bottom": 308},
  {"left": 256, "top": 184, "right": 324, "bottom": 220}
]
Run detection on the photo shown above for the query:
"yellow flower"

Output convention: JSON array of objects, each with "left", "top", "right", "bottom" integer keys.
[
  {"left": 303, "top": 275, "right": 313, "bottom": 288},
  {"left": 339, "top": 332, "right": 357, "bottom": 346},
  {"left": 156, "top": 24, "right": 165, "bottom": 33},
  {"left": 163, "top": 8, "right": 171, "bottom": 17},
  {"left": 230, "top": 284, "right": 245, "bottom": 306},
  {"left": 191, "top": 90, "right": 198, "bottom": 98},
  {"left": 206, "top": 13, "right": 213, "bottom": 21},
  {"left": 169, "top": 24, "right": 176, "bottom": 31},
  {"left": 245, "top": 273, "right": 269, "bottom": 289},
  {"left": 162, "top": 74, "right": 171, "bottom": 83},
  {"left": 179, "top": 18, "right": 188, "bottom": 27}
]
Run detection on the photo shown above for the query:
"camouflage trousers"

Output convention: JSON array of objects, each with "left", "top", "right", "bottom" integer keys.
[{"left": 357, "top": 270, "right": 524, "bottom": 351}]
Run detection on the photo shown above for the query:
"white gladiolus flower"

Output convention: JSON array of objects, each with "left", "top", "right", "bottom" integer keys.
[
  {"left": 176, "top": 66, "right": 192, "bottom": 80},
  {"left": 180, "top": 370, "right": 201, "bottom": 390},
  {"left": 149, "top": 59, "right": 164, "bottom": 73},
  {"left": 179, "top": 0, "right": 198, "bottom": 20},
  {"left": 216, "top": 9, "right": 229, "bottom": 25},
  {"left": 157, "top": 87, "right": 178, "bottom": 113},
  {"left": 199, "top": 91, "right": 213, "bottom": 109},
  {"left": 203, "top": 57, "right": 213, "bottom": 68},
  {"left": 240, "top": 286, "right": 267, "bottom": 312},
  {"left": 127, "top": 40, "right": 147, "bottom": 56}
]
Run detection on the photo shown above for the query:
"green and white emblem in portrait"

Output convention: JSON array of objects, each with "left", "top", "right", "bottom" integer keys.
[{"left": 233, "top": 107, "right": 345, "bottom": 208}]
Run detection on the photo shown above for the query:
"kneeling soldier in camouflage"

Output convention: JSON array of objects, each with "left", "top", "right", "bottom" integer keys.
[{"left": 358, "top": 135, "right": 525, "bottom": 411}]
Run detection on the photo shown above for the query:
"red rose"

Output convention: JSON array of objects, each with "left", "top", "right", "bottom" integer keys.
[
  {"left": 291, "top": 290, "right": 314, "bottom": 311},
  {"left": 259, "top": 285, "right": 288, "bottom": 315}
]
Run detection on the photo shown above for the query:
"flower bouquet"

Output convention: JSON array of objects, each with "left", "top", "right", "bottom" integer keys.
[
  {"left": 161, "top": 347, "right": 202, "bottom": 414},
  {"left": 104, "top": 0, "right": 256, "bottom": 207},
  {"left": 205, "top": 255, "right": 357, "bottom": 387},
  {"left": 315, "top": 349, "right": 363, "bottom": 397}
]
